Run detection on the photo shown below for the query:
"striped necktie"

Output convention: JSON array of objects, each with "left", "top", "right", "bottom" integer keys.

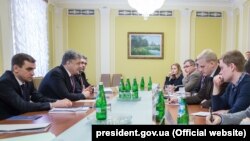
[
  {"left": 70, "top": 76, "right": 75, "bottom": 93},
  {"left": 20, "top": 84, "right": 29, "bottom": 101}
]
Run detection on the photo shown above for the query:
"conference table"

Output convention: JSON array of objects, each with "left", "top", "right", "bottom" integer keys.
[{"left": 0, "top": 91, "right": 208, "bottom": 141}]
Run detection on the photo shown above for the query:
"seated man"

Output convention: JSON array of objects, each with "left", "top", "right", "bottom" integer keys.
[
  {"left": 168, "top": 49, "right": 228, "bottom": 108},
  {"left": 182, "top": 59, "right": 201, "bottom": 93},
  {"left": 74, "top": 55, "right": 93, "bottom": 94},
  {"left": 39, "top": 50, "right": 94, "bottom": 101},
  {"left": 212, "top": 50, "right": 250, "bottom": 113},
  {"left": 0, "top": 53, "right": 72, "bottom": 120},
  {"left": 206, "top": 105, "right": 250, "bottom": 125}
]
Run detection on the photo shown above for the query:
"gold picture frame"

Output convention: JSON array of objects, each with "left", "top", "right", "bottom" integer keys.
[{"left": 128, "top": 32, "right": 164, "bottom": 59}]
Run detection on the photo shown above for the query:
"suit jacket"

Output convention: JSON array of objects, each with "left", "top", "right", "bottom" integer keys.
[
  {"left": 185, "top": 66, "right": 228, "bottom": 108},
  {"left": 74, "top": 71, "right": 91, "bottom": 93},
  {"left": 220, "top": 105, "right": 250, "bottom": 125},
  {"left": 0, "top": 71, "right": 55, "bottom": 120},
  {"left": 182, "top": 70, "right": 201, "bottom": 93},
  {"left": 39, "top": 65, "right": 85, "bottom": 101}
]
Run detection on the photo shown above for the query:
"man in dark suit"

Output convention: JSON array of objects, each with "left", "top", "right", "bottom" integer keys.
[
  {"left": 74, "top": 55, "right": 93, "bottom": 94},
  {"left": 169, "top": 49, "right": 228, "bottom": 108},
  {"left": 39, "top": 50, "right": 94, "bottom": 101},
  {"left": 0, "top": 53, "right": 72, "bottom": 120}
]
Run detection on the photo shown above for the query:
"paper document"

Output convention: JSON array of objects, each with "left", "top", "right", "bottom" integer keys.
[
  {"left": 0, "top": 123, "right": 51, "bottom": 133},
  {"left": 49, "top": 106, "right": 90, "bottom": 113},
  {"left": 75, "top": 99, "right": 95, "bottom": 103},
  {"left": 7, "top": 115, "right": 42, "bottom": 120},
  {"left": 191, "top": 112, "right": 210, "bottom": 117},
  {"left": 2, "top": 132, "right": 56, "bottom": 141},
  {"left": 104, "top": 87, "right": 113, "bottom": 94},
  {"left": 166, "top": 103, "right": 179, "bottom": 106}
]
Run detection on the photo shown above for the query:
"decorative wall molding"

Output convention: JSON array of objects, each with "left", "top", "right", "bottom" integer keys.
[
  {"left": 68, "top": 9, "right": 95, "bottom": 15},
  {"left": 118, "top": 10, "right": 173, "bottom": 17},
  {"left": 196, "top": 11, "right": 222, "bottom": 17}
]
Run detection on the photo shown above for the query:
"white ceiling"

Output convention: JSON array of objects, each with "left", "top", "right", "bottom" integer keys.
[{"left": 50, "top": 0, "right": 248, "bottom": 9}]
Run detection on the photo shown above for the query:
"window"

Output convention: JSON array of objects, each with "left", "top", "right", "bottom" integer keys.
[{"left": 11, "top": 0, "right": 48, "bottom": 76}]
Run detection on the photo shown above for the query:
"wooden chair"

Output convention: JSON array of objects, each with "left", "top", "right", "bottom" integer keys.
[
  {"left": 100, "top": 74, "right": 111, "bottom": 87},
  {"left": 111, "top": 74, "right": 122, "bottom": 87},
  {"left": 33, "top": 76, "right": 44, "bottom": 89}
]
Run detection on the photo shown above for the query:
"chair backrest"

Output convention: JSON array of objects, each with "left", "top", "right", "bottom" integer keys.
[
  {"left": 100, "top": 74, "right": 111, "bottom": 87},
  {"left": 111, "top": 74, "right": 122, "bottom": 87},
  {"left": 33, "top": 77, "right": 44, "bottom": 89}
]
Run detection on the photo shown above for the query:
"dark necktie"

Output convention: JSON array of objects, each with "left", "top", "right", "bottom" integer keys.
[
  {"left": 20, "top": 84, "right": 29, "bottom": 101},
  {"left": 70, "top": 76, "right": 75, "bottom": 93},
  {"left": 200, "top": 76, "right": 206, "bottom": 89},
  {"left": 79, "top": 75, "right": 85, "bottom": 90}
]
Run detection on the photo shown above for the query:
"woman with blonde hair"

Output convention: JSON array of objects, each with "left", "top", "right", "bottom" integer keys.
[{"left": 164, "top": 63, "right": 183, "bottom": 91}]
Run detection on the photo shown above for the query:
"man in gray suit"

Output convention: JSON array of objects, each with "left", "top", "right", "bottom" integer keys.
[
  {"left": 182, "top": 59, "right": 201, "bottom": 93},
  {"left": 206, "top": 106, "right": 250, "bottom": 125}
]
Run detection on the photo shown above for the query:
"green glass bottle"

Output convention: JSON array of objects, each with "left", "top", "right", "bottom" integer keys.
[
  {"left": 118, "top": 77, "right": 125, "bottom": 99},
  {"left": 132, "top": 77, "right": 138, "bottom": 99},
  {"left": 126, "top": 78, "right": 131, "bottom": 91},
  {"left": 148, "top": 76, "right": 152, "bottom": 91},
  {"left": 155, "top": 89, "right": 165, "bottom": 123},
  {"left": 125, "top": 78, "right": 131, "bottom": 99},
  {"left": 96, "top": 82, "right": 107, "bottom": 120},
  {"left": 177, "top": 97, "right": 189, "bottom": 125},
  {"left": 140, "top": 76, "right": 145, "bottom": 91}
]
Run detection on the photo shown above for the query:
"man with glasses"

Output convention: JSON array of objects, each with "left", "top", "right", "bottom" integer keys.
[
  {"left": 75, "top": 55, "right": 93, "bottom": 94},
  {"left": 182, "top": 59, "right": 201, "bottom": 93}
]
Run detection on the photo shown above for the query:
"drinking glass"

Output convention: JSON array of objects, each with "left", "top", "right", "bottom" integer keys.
[
  {"left": 189, "top": 115, "right": 195, "bottom": 125},
  {"left": 165, "top": 85, "right": 175, "bottom": 96}
]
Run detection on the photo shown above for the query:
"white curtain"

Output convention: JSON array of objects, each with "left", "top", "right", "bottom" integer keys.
[{"left": 11, "top": 0, "right": 48, "bottom": 76}]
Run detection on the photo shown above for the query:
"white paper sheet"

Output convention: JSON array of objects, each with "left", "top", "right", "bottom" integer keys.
[
  {"left": 104, "top": 87, "right": 113, "bottom": 93},
  {"left": 75, "top": 99, "right": 95, "bottom": 103},
  {"left": 49, "top": 106, "right": 89, "bottom": 113},
  {"left": 191, "top": 112, "right": 210, "bottom": 117}
]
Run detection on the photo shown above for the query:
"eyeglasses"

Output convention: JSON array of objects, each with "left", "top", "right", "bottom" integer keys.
[
  {"left": 81, "top": 62, "right": 87, "bottom": 65},
  {"left": 183, "top": 65, "right": 191, "bottom": 68}
]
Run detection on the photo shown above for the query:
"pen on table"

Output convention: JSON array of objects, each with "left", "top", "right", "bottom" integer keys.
[
  {"left": 82, "top": 105, "right": 93, "bottom": 108},
  {"left": 33, "top": 115, "right": 42, "bottom": 120},
  {"left": 209, "top": 107, "right": 214, "bottom": 122}
]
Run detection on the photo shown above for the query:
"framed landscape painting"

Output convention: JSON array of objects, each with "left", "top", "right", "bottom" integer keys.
[{"left": 128, "top": 32, "right": 164, "bottom": 59}]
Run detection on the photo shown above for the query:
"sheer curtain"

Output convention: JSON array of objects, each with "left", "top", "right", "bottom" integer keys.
[{"left": 11, "top": 0, "right": 48, "bottom": 76}]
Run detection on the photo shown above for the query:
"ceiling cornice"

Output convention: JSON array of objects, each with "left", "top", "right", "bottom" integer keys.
[{"left": 49, "top": 0, "right": 245, "bottom": 11}]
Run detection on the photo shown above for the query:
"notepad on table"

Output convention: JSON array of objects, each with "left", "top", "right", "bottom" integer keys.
[
  {"left": 7, "top": 115, "right": 42, "bottom": 121},
  {"left": 191, "top": 112, "right": 210, "bottom": 117},
  {"left": 75, "top": 99, "right": 95, "bottom": 103},
  {"left": 49, "top": 106, "right": 90, "bottom": 113},
  {"left": 104, "top": 87, "right": 113, "bottom": 94},
  {"left": 0, "top": 123, "right": 51, "bottom": 133}
]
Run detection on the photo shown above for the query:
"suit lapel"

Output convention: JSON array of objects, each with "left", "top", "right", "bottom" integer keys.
[
  {"left": 59, "top": 65, "right": 74, "bottom": 93},
  {"left": 6, "top": 71, "right": 25, "bottom": 99}
]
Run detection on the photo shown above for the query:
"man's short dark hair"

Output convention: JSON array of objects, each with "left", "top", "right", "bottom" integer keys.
[
  {"left": 221, "top": 50, "right": 246, "bottom": 72},
  {"left": 61, "top": 50, "right": 81, "bottom": 65},
  {"left": 184, "top": 59, "right": 195, "bottom": 66},
  {"left": 82, "top": 55, "right": 88, "bottom": 60},
  {"left": 11, "top": 53, "right": 36, "bottom": 71}
]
